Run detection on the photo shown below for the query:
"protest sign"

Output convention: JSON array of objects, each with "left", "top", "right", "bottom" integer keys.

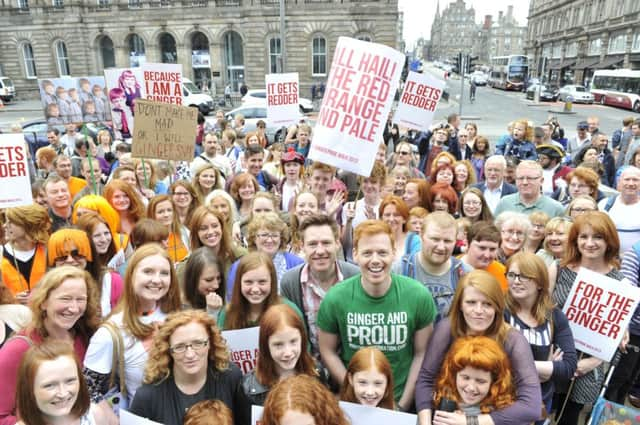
[
  {"left": 222, "top": 326, "right": 260, "bottom": 375},
  {"left": 251, "top": 401, "right": 417, "bottom": 425},
  {"left": 265, "top": 72, "right": 300, "bottom": 127},
  {"left": 0, "top": 134, "right": 32, "bottom": 208},
  {"left": 309, "top": 36, "right": 404, "bottom": 176},
  {"left": 120, "top": 409, "right": 163, "bottom": 425},
  {"left": 562, "top": 267, "right": 640, "bottom": 361},
  {"left": 393, "top": 71, "right": 446, "bottom": 132},
  {"left": 142, "top": 63, "right": 183, "bottom": 105},
  {"left": 132, "top": 99, "right": 197, "bottom": 161},
  {"left": 38, "top": 76, "right": 108, "bottom": 126}
]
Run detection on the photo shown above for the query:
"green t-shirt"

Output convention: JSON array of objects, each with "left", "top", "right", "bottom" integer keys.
[{"left": 317, "top": 273, "right": 437, "bottom": 401}]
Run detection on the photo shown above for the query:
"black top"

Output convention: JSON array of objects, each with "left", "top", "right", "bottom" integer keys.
[
  {"left": 129, "top": 363, "right": 250, "bottom": 425},
  {"left": 0, "top": 321, "right": 13, "bottom": 349}
]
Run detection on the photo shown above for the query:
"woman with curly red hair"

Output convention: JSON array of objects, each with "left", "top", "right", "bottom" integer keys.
[
  {"left": 129, "top": 309, "right": 249, "bottom": 424},
  {"left": 429, "top": 182, "right": 459, "bottom": 215},
  {"left": 433, "top": 336, "right": 515, "bottom": 418}
]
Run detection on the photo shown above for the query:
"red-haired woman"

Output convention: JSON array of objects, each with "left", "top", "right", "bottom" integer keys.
[
  {"left": 230, "top": 173, "right": 260, "bottom": 219},
  {"left": 148, "top": 195, "right": 190, "bottom": 263},
  {"left": 429, "top": 182, "right": 458, "bottom": 215},
  {"left": 378, "top": 195, "right": 410, "bottom": 262},
  {"left": 340, "top": 347, "right": 395, "bottom": 410},
  {"left": 104, "top": 179, "right": 145, "bottom": 235},
  {"left": 242, "top": 304, "right": 322, "bottom": 406}
]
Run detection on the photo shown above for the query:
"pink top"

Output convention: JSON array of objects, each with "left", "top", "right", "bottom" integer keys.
[{"left": 0, "top": 329, "right": 88, "bottom": 425}]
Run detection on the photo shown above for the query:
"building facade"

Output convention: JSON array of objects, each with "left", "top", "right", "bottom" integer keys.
[
  {"left": 0, "top": 0, "right": 399, "bottom": 99},
  {"left": 487, "top": 6, "right": 527, "bottom": 60},
  {"left": 526, "top": 0, "right": 640, "bottom": 86},
  {"left": 430, "top": 0, "right": 477, "bottom": 61}
]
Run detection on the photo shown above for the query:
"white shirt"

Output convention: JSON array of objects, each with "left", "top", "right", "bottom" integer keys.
[
  {"left": 483, "top": 184, "right": 503, "bottom": 213},
  {"left": 342, "top": 198, "right": 381, "bottom": 229},
  {"left": 598, "top": 197, "right": 640, "bottom": 255},
  {"left": 542, "top": 168, "right": 555, "bottom": 196}
]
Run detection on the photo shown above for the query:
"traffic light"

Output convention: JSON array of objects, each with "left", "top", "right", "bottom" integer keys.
[
  {"left": 452, "top": 53, "right": 462, "bottom": 74},
  {"left": 466, "top": 55, "right": 478, "bottom": 74}
]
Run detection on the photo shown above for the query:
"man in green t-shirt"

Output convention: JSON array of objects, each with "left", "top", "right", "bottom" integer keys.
[{"left": 317, "top": 219, "right": 437, "bottom": 411}]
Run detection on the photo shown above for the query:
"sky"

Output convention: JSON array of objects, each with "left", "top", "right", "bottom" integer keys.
[{"left": 399, "top": 0, "right": 531, "bottom": 49}]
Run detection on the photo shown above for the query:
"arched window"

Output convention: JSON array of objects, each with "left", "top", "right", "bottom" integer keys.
[
  {"left": 55, "top": 41, "right": 70, "bottom": 76},
  {"left": 312, "top": 35, "right": 326, "bottom": 75},
  {"left": 191, "top": 31, "right": 211, "bottom": 89},
  {"left": 22, "top": 43, "right": 37, "bottom": 78},
  {"left": 223, "top": 31, "right": 244, "bottom": 91},
  {"left": 99, "top": 36, "right": 115, "bottom": 69},
  {"left": 269, "top": 37, "right": 281, "bottom": 73},
  {"left": 17, "top": 0, "right": 28, "bottom": 11},
  {"left": 159, "top": 33, "right": 177, "bottom": 64},
  {"left": 127, "top": 33, "right": 145, "bottom": 67}
]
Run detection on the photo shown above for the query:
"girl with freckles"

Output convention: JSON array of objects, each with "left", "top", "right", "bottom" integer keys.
[{"left": 340, "top": 346, "right": 396, "bottom": 410}]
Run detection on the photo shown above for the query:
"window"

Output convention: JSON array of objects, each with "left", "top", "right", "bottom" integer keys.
[
  {"left": 22, "top": 43, "right": 37, "bottom": 78},
  {"left": 588, "top": 38, "right": 601, "bottom": 55},
  {"left": 17, "top": 0, "right": 28, "bottom": 10},
  {"left": 159, "top": 33, "right": 177, "bottom": 63},
  {"left": 269, "top": 37, "right": 281, "bottom": 73},
  {"left": 608, "top": 33, "right": 627, "bottom": 53},
  {"left": 55, "top": 41, "right": 70, "bottom": 76},
  {"left": 565, "top": 42, "right": 578, "bottom": 57},
  {"left": 99, "top": 36, "right": 115, "bottom": 69},
  {"left": 312, "top": 36, "right": 326, "bottom": 76},
  {"left": 97, "top": 0, "right": 109, "bottom": 6},
  {"left": 128, "top": 0, "right": 141, "bottom": 7},
  {"left": 633, "top": 32, "right": 640, "bottom": 52},
  {"left": 552, "top": 44, "right": 562, "bottom": 58},
  {"left": 52, "top": 0, "right": 63, "bottom": 7},
  {"left": 542, "top": 44, "right": 552, "bottom": 58}
]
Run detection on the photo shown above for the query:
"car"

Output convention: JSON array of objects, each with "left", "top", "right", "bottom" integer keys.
[
  {"left": 557, "top": 85, "right": 594, "bottom": 103},
  {"left": 241, "top": 89, "right": 315, "bottom": 113},
  {"left": 0, "top": 76, "right": 15, "bottom": 102},
  {"left": 20, "top": 119, "right": 113, "bottom": 158},
  {"left": 182, "top": 78, "right": 215, "bottom": 115},
  {"left": 470, "top": 72, "right": 488, "bottom": 86},
  {"left": 222, "top": 104, "right": 309, "bottom": 144},
  {"left": 525, "top": 84, "right": 559, "bottom": 101}
]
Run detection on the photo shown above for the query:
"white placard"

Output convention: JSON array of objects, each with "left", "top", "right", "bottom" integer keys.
[
  {"left": 0, "top": 134, "right": 32, "bottom": 208},
  {"left": 141, "top": 63, "right": 183, "bottom": 105},
  {"left": 308, "top": 36, "right": 404, "bottom": 176},
  {"left": 265, "top": 72, "right": 300, "bottom": 127},
  {"left": 251, "top": 401, "right": 418, "bottom": 425},
  {"left": 393, "top": 71, "right": 446, "bottom": 132},
  {"left": 120, "top": 409, "right": 163, "bottom": 425},
  {"left": 221, "top": 326, "right": 260, "bottom": 375},
  {"left": 562, "top": 267, "right": 640, "bottom": 361}
]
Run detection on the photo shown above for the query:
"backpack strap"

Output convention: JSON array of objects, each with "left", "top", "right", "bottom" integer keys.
[
  {"left": 401, "top": 252, "right": 417, "bottom": 279},
  {"left": 604, "top": 194, "right": 618, "bottom": 212},
  {"left": 102, "top": 321, "right": 127, "bottom": 400}
]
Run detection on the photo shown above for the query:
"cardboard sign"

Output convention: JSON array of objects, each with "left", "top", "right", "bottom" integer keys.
[
  {"left": 562, "top": 268, "right": 640, "bottom": 361},
  {"left": 120, "top": 410, "right": 163, "bottom": 425},
  {"left": 38, "top": 76, "right": 109, "bottom": 125},
  {"left": 142, "top": 63, "right": 183, "bottom": 105},
  {"left": 251, "top": 401, "right": 418, "bottom": 425},
  {"left": 309, "top": 36, "right": 404, "bottom": 176},
  {"left": 265, "top": 72, "right": 300, "bottom": 126},
  {"left": 393, "top": 71, "right": 446, "bottom": 132},
  {"left": 0, "top": 134, "right": 32, "bottom": 208},
  {"left": 222, "top": 326, "right": 260, "bottom": 375},
  {"left": 132, "top": 99, "right": 197, "bottom": 161}
]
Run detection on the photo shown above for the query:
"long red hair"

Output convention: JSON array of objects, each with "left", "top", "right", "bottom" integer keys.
[
  {"left": 340, "top": 347, "right": 395, "bottom": 410},
  {"left": 434, "top": 336, "right": 515, "bottom": 413}
]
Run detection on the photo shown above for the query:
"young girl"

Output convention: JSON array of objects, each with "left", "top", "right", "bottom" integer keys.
[
  {"left": 147, "top": 195, "right": 190, "bottom": 263},
  {"left": 183, "top": 247, "right": 226, "bottom": 317},
  {"left": 433, "top": 336, "right": 516, "bottom": 423},
  {"left": 277, "top": 148, "right": 305, "bottom": 212},
  {"left": 193, "top": 163, "right": 223, "bottom": 202},
  {"left": 288, "top": 191, "right": 319, "bottom": 257},
  {"left": 216, "top": 252, "right": 302, "bottom": 330},
  {"left": 408, "top": 207, "right": 429, "bottom": 233},
  {"left": 340, "top": 347, "right": 395, "bottom": 410},
  {"left": 104, "top": 179, "right": 145, "bottom": 235},
  {"left": 242, "top": 304, "right": 319, "bottom": 405},
  {"left": 454, "top": 217, "right": 472, "bottom": 256}
]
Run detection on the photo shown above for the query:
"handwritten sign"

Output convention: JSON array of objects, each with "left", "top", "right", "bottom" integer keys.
[
  {"left": 132, "top": 99, "right": 197, "bottom": 161},
  {"left": 393, "top": 71, "right": 446, "bottom": 132},
  {"left": 142, "top": 63, "right": 183, "bottom": 105},
  {"left": 0, "top": 134, "right": 32, "bottom": 208},
  {"left": 309, "top": 36, "right": 404, "bottom": 176},
  {"left": 562, "top": 268, "right": 640, "bottom": 361},
  {"left": 222, "top": 326, "right": 260, "bottom": 375},
  {"left": 251, "top": 401, "right": 418, "bottom": 425},
  {"left": 265, "top": 72, "right": 300, "bottom": 126},
  {"left": 120, "top": 410, "right": 163, "bottom": 425}
]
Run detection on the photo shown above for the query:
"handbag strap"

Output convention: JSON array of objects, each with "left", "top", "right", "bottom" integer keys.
[{"left": 102, "top": 321, "right": 127, "bottom": 400}]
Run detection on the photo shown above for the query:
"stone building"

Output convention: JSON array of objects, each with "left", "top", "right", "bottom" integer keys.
[
  {"left": 430, "top": 0, "right": 477, "bottom": 61},
  {"left": 487, "top": 6, "right": 527, "bottom": 60},
  {"left": 526, "top": 0, "right": 640, "bottom": 86},
  {"left": 0, "top": 0, "right": 399, "bottom": 99}
]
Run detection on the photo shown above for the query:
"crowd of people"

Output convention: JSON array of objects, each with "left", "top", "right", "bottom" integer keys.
[{"left": 0, "top": 108, "right": 639, "bottom": 425}]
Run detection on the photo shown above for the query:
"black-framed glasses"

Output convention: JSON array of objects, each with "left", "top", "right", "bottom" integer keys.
[
  {"left": 54, "top": 249, "right": 84, "bottom": 264},
  {"left": 505, "top": 272, "right": 535, "bottom": 284},
  {"left": 396, "top": 151, "right": 411, "bottom": 155},
  {"left": 170, "top": 339, "right": 209, "bottom": 354}
]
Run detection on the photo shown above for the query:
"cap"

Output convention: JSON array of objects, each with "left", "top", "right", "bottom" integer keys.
[
  {"left": 280, "top": 147, "right": 305, "bottom": 166},
  {"left": 536, "top": 144, "right": 565, "bottom": 160},
  {"left": 577, "top": 121, "right": 589, "bottom": 130}
]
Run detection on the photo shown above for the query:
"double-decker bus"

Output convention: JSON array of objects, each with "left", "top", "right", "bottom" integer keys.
[
  {"left": 590, "top": 69, "right": 640, "bottom": 112},
  {"left": 488, "top": 55, "right": 528, "bottom": 91}
]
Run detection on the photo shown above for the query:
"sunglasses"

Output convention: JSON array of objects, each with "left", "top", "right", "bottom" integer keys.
[{"left": 54, "top": 249, "right": 84, "bottom": 264}]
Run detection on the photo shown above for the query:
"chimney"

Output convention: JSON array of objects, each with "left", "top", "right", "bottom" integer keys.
[
  {"left": 507, "top": 5, "right": 513, "bottom": 18},
  {"left": 498, "top": 11, "right": 503, "bottom": 23},
  {"left": 483, "top": 14, "right": 492, "bottom": 29}
]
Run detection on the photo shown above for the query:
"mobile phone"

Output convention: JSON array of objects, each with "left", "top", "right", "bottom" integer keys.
[{"left": 438, "top": 398, "right": 457, "bottom": 412}]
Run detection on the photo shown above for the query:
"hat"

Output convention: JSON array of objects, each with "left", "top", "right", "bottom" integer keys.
[
  {"left": 534, "top": 127, "right": 545, "bottom": 138},
  {"left": 577, "top": 121, "right": 589, "bottom": 130},
  {"left": 536, "top": 144, "right": 565, "bottom": 160},
  {"left": 280, "top": 147, "right": 305, "bottom": 166}
]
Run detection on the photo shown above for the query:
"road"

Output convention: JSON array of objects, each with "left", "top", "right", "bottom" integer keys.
[{"left": 425, "top": 65, "right": 640, "bottom": 143}]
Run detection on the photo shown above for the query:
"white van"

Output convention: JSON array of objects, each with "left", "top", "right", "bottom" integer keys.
[
  {"left": 182, "top": 78, "right": 214, "bottom": 115},
  {"left": 0, "top": 77, "right": 15, "bottom": 102}
]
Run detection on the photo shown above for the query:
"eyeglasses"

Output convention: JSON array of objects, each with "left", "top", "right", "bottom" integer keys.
[
  {"left": 515, "top": 176, "right": 541, "bottom": 182},
  {"left": 505, "top": 272, "right": 535, "bottom": 284},
  {"left": 172, "top": 191, "right": 191, "bottom": 197},
  {"left": 169, "top": 339, "right": 209, "bottom": 354},
  {"left": 54, "top": 249, "right": 84, "bottom": 264},
  {"left": 396, "top": 151, "right": 411, "bottom": 155},
  {"left": 256, "top": 232, "right": 280, "bottom": 240},
  {"left": 463, "top": 201, "right": 481, "bottom": 206},
  {"left": 571, "top": 207, "right": 595, "bottom": 214},
  {"left": 501, "top": 229, "right": 525, "bottom": 238}
]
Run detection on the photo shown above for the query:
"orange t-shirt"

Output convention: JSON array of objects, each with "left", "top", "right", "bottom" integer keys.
[
  {"left": 68, "top": 176, "right": 87, "bottom": 199},
  {"left": 486, "top": 260, "right": 508, "bottom": 292}
]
